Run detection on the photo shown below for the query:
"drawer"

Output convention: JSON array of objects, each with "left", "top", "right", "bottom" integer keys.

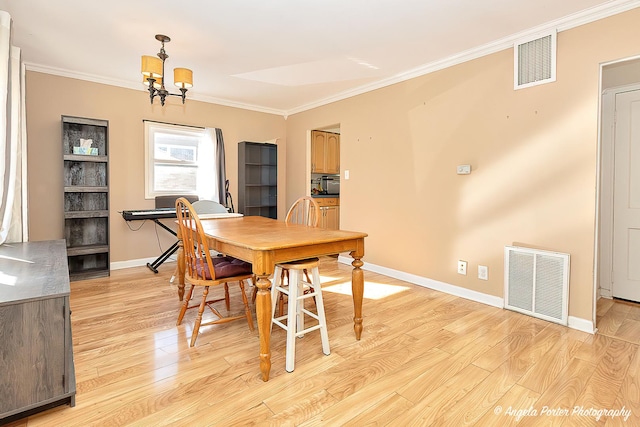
[{"left": 315, "top": 197, "right": 339, "bottom": 207}]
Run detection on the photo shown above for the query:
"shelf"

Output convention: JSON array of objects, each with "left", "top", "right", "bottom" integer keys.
[
  {"left": 64, "top": 186, "right": 108, "bottom": 193},
  {"left": 66, "top": 244, "right": 109, "bottom": 256},
  {"left": 68, "top": 268, "right": 110, "bottom": 281},
  {"left": 64, "top": 210, "right": 109, "bottom": 219},
  {"left": 64, "top": 154, "right": 108, "bottom": 162}
]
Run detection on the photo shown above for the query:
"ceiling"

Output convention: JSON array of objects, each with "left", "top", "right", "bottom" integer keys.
[{"left": 1, "top": 0, "right": 639, "bottom": 116}]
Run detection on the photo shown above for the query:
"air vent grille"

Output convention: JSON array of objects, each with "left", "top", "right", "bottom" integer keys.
[
  {"left": 515, "top": 31, "right": 556, "bottom": 89},
  {"left": 504, "top": 246, "right": 569, "bottom": 325}
]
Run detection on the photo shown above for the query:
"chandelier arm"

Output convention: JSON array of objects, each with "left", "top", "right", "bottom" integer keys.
[
  {"left": 168, "top": 89, "right": 188, "bottom": 104},
  {"left": 147, "top": 77, "right": 157, "bottom": 103}
]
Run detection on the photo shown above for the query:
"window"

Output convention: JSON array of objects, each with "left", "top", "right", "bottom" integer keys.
[{"left": 144, "top": 121, "right": 216, "bottom": 200}]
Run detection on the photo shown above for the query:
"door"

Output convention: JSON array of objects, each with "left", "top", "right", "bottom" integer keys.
[
  {"left": 613, "top": 90, "right": 640, "bottom": 301},
  {"left": 325, "top": 133, "right": 340, "bottom": 174},
  {"left": 325, "top": 206, "right": 340, "bottom": 230},
  {"left": 311, "top": 131, "right": 326, "bottom": 173}
]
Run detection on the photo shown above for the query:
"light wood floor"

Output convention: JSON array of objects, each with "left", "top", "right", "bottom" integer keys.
[{"left": 5, "top": 258, "right": 640, "bottom": 426}]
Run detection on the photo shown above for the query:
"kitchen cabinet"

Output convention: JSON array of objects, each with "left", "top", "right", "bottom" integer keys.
[
  {"left": 0, "top": 240, "right": 76, "bottom": 421},
  {"left": 62, "top": 115, "right": 110, "bottom": 281},
  {"left": 238, "top": 141, "right": 277, "bottom": 219},
  {"left": 311, "top": 130, "right": 340, "bottom": 174},
  {"left": 315, "top": 197, "right": 340, "bottom": 230}
]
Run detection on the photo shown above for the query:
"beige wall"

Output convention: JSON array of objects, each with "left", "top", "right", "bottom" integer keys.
[
  {"left": 24, "top": 8, "right": 640, "bottom": 324},
  {"left": 285, "top": 8, "right": 640, "bottom": 323},
  {"left": 26, "top": 73, "right": 286, "bottom": 263}
]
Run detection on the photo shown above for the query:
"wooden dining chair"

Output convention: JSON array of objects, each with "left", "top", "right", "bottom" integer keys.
[
  {"left": 191, "top": 199, "right": 228, "bottom": 214},
  {"left": 170, "top": 199, "right": 229, "bottom": 284},
  {"left": 285, "top": 196, "right": 320, "bottom": 227},
  {"left": 175, "top": 197, "right": 254, "bottom": 347},
  {"left": 251, "top": 196, "right": 320, "bottom": 309},
  {"left": 280, "top": 196, "right": 320, "bottom": 307}
]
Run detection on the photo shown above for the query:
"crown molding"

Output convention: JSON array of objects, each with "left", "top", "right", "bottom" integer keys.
[
  {"left": 24, "top": 0, "right": 640, "bottom": 118},
  {"left": 286, "top": 0, "right": 640, "bottom": 116},
  {"left": 24, "top": 62, "right": 288, "bottom": 117}
]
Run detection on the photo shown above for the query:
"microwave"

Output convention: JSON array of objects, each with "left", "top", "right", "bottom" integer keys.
[{"left": 322, "top": 176, "right": 340, "bottom": 195}]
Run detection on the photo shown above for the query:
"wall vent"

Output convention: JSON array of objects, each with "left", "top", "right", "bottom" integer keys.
[
  {"left": 504, "top": 246, "right": 569, "bottom": 325},
  {"left": 514, "top": 31, "right": 557, "bottom": 90}
]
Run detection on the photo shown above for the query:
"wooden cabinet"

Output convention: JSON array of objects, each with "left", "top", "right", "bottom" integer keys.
[
  {"left": 238, "top": 141, "right": 277, "bottom": 219},
  {"left": 62, "top": 116, "right": 110, "bottom": 281},
  {"left": 0, "top": 240, "right": 76, "bottom": 421},
  {"left": 315, "top": 197, "right": 340, "bottom": 230},
  {"left": 311, "top": 131, "right": 340, "bottom": 174}
]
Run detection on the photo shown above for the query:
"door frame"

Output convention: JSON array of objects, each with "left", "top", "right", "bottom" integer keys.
[{"left": 597, "top": 66, "right": 640, "bottom": 314}]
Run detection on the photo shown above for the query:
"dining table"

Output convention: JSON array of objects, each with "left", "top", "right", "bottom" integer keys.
[{"left": 175, "top": 215, "right": 368, "bottom": 381}]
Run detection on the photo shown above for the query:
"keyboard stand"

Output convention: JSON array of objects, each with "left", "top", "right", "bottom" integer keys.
[
  {"left": 146, "top": 219, "right": 178, "bottom": 273},
  {"left": 122, "top": 208, "right": 242, "bottom": 274}
]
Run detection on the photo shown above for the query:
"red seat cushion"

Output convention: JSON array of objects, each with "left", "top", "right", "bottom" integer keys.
[{"left": 193, "top": 256, "right": 252, "bottom": 280}]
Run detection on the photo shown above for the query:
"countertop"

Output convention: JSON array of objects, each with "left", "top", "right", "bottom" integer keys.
[
  {"left": 311, "top": 194, "right": 340, "bottom": 198},
  {"left": 0, "top": 239, "right": 70, "bottom": 305}
]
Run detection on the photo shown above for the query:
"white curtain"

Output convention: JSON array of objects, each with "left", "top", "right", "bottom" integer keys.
[
  {"left": 196, "top": 127, "right": 217, "bottom": 202},
  {"left": 196, "top": 127, "right": 226, "bottom": 204},
  {"left": 0, "top": 11, "right": 27, "bottom": 244}
]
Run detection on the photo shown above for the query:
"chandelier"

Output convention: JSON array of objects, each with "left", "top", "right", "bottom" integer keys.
[{"left": 141, "top": 34, "right": 193, "bottom": 106}]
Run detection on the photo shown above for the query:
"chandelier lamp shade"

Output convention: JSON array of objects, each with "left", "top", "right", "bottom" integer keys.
[{"left": 141, "top": 34, "right": 193, "bottom": 106}]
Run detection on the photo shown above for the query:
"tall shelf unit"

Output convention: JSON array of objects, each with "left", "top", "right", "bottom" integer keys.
[
  {"left": 238, "top": 141, "right": 277, "bottom": 219},
  {"left": 62, "top": 116, "right": 110, "bottom": 281}
]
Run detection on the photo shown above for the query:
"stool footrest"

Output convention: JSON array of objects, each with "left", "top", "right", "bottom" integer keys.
[{"left": 296, "top": 323, "right": 323, "bottom": 336}]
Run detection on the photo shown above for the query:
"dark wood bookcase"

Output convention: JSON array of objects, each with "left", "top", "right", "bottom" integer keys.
[
  {"left": 62, "top": 116, "right": 109, "bottom": 280},
  {"left": 238, "top": 141, "right": 277, "bottom": 219}
]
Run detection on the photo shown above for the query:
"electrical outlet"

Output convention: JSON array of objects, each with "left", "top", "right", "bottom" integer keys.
[
  {"left": 457, "top": 260, "right": 467, "bottom": 275},
  {"left": 456, "top": 165, "right": 471, "bottom": 175},
  {"left": 478, "top": 265, "right": 488, "bottom": 280}
]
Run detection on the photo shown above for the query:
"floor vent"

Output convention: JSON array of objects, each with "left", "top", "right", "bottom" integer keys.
[
  {"left": 514, "top": 31, "right": 556, "bottom": 90},
  {"left": 504, "top": 246, "right": 569, "bottom": 325}
]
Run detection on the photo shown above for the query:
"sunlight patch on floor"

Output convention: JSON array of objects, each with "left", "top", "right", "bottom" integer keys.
[
  {"left": 323, "top": 281, "right": 410, "bottom": 300},
  {"left": 318, "top": 274, "right": 339, "bottom": 283}
]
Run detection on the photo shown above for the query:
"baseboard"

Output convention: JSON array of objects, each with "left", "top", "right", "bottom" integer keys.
[
  {"left": 111, "top": 255, "right": 177, "bottom": 271},
  {"left": 568, "top": 316, "right": 596, "bottom": 334},
  {"left": 337, "top": 255, "right": 503, "bottom": 308},
  {"left": 338, "top": 255, "right": 595, "bottom": 334},
  {"left": 599, "top": 287, "right": 612, "bottom": 298}
]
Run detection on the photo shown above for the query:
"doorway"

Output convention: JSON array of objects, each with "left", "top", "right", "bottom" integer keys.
[{"left": 599, "top": 57, "right": 640, "bottom": 306}]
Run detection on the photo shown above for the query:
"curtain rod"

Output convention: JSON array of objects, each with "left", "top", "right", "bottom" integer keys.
[{"left": 142, "top": 119, "right": 205, "bottom": 130}]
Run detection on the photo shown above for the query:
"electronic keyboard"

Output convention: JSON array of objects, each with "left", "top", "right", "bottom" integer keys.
[{"left": 121, "top": 208, "right": 176, "bottom": 221}]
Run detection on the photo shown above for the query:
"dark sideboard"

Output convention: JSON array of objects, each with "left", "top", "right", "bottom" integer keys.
[{"left": 0, "top": 240, "right": 76, "bottom": 421}]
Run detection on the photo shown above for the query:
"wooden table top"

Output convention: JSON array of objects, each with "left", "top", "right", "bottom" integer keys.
[{"left": 198, "top": 216, "right": 368, "bottom": 251}]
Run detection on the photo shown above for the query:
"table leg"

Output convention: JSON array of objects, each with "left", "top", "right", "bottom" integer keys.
[
  {"left": 351, "top": 255, "right": 364, "bottom": 340},
  {"left": 255, "top": 274, "right": 272, "bottom": 381}
]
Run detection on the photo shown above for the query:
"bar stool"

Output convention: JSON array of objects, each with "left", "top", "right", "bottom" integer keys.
[{"left": 271, "top": 257, "right": 330, "bottom": 372}]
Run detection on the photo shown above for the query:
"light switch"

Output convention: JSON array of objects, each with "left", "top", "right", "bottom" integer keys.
[
  {"left": 345, "top": 170, "right": 350, "bottom": 180},
  {"left": 457, "top": 165, "right": 471, "bottom": 175}
]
